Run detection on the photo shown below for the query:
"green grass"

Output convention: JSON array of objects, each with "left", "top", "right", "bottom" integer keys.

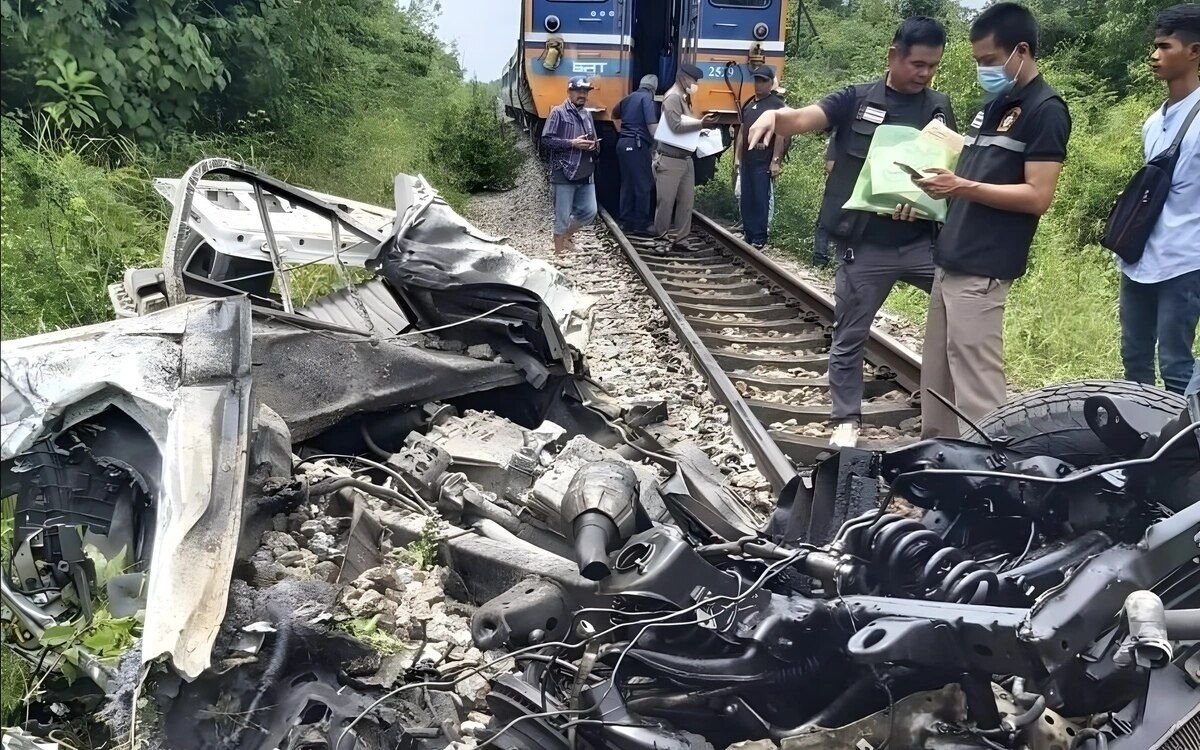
[
  {"left": 1, "top": 121, "right": 164, "bottom": 338},
  {"left": 338, "top": 615, "right": 409, "bottom": 656},
  {"left": 0, "top": 87, "right": 495, "bottom": 338},
  {"left": 1, "top": 497, "right": 26, "bottom": 725}
]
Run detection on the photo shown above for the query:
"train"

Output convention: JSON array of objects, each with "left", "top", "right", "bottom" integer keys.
[{"left": 502, "top": 0, "right": 791, "bottom": 209}]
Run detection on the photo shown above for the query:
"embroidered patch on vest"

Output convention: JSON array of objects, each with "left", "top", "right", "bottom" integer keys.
[
  {"left": 862, "top": 106, "right": 886, "bottom": 124},
  {"left": 970, "top": 110, "right": 984, "bottom": 129},
  {"left": 998, "top": 106, "right": 1022, "bottom": 132}
]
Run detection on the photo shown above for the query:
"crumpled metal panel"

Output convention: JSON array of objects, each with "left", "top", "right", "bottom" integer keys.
[
  {"left": 2, "top": 303, "right": 188, "bottom": 459},
  {"left": 378, "top": 173, "right": 593, "bottom": 384},
  {"left": 1, "top": 298, "right": 253, "bottom": 680},
  {"left": 152, "top": 176, "right": 394, "bottom": 268},
  {"left": 153, "top": 161, "right": 591, "bottom": 349},
  {"left": 390, "top": 172, "right": 586, "bottom": 335},
  {"left": 248, "top": 318, "right": 530, "bottom": 442}
]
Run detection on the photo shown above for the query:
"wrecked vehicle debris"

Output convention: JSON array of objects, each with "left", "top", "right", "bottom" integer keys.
[
  {"left": 472, "top": 387, "right": 1199, "bottom": 750},
  {"left": 0, "top": 158, "right": 750, "bottom": 747},
  {"left": 3, "top": 158, "right": 1197, "bottom": 750}
]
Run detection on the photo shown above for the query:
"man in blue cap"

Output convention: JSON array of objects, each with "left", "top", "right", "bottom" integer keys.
[
  {"left": 614, "top": 74, "right": 659, "bottom": 236},
  {"left": 542, "top": 77, "right": 600, "bottom": 257},
  {"left": 734, "top": 65, "right": 788, "bottom": 249}
]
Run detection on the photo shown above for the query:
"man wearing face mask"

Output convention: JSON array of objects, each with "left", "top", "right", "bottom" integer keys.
[
  {"left": 653, "top": 63, "right": 717, "bottom": 245},
  {"left": 914, "top": 2, "right": 1071, "bottom": 438}
]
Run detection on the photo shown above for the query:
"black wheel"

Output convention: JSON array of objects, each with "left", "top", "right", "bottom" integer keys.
[{"left": 960, "top": 379, "right": 1185, "bottom": 465}]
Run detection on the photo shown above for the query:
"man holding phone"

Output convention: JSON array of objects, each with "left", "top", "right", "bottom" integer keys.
[
  {"left": 913, "top": 3, "right": 1071, "bottom": 437},
  {"left": 748, "top": 17, "right": 956, "bottom": 448},
  {"left": 543, "top": 77, "right": 600, "bottom": 258}
]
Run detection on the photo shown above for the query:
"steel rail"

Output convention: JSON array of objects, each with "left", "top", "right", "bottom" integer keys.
[
  {"left": 598, "top": 209, "right": 800, "bottom": 496},
  {"left": 693, "top": 213, "right": 923, "bottom": 396},
  {"left": 600, "top": 208, "right": 928, "bottom": 492}
]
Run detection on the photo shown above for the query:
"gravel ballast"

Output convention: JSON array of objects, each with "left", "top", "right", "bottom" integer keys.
[{"left": 466, "top": 156, "right": 775, "bottom": 510}]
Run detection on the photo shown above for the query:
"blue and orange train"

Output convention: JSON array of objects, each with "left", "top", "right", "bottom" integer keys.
[{"left": 503, "top": 0, "right": 791, "bottom": 207}]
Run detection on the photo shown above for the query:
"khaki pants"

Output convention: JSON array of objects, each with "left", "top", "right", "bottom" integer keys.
[
  {"left": 921, "top": 267, "right": 1012, "bottom": 438},
  {"left": 653, "top": 153, "right": 694, "bottom": 241}
]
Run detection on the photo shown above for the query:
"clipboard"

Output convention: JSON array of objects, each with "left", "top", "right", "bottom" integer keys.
[{"left": 654, "top": 112, "right": 703, "bottom": 151}]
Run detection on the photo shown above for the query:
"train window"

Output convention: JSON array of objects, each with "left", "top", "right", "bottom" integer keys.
[{"left": 708, "top": 0, "right": 771, "bottom": 7}]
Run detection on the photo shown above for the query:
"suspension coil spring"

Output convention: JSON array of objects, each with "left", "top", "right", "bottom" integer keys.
[{"left": 861, "top": 514, "right": 1000, "bottom": 604}]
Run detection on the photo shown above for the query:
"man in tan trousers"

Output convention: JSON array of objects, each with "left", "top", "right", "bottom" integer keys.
[
  {"left": 653, "top": 63, "right": 715, "bottom": 245},
  {"left": 914, "top": 3, "right": 1071, "bottom": 436}
]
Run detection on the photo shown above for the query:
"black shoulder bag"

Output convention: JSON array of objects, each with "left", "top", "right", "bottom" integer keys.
[{"left": 1101, "top": 97, "right": 1200, "bottom": 264}]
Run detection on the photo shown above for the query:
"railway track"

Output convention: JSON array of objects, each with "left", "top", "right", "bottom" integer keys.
[{"left": 598, "top": 209, "right": 924, "bottom": 494}]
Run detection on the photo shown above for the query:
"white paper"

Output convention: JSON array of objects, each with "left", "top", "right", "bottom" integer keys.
[
  {"left": 695, "top": 129, "right": 727, "bottom": 158},
  {"left": 654, "top": 112, "right": 702, "bottom": 151},
  {"left": 917, "top": 119, "right": 965, "bottom": 155}
]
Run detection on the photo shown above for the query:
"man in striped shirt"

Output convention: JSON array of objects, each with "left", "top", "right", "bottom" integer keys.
[{"left": 542, "top": 77, "right": 600, "bottom": 258}]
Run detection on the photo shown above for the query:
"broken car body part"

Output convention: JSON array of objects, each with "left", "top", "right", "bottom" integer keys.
[
  {"left": 3, "top": 159, "right": 1198, "bottom": 750},
  {"left": 479, "top": 398, "right": 1199, "bottom": 750}
]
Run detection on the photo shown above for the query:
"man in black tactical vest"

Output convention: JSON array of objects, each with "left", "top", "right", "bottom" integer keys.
[
  {"left": 914, "top": 3, "right": 1071, "bottom": 438},
  {"left": 748, "top": 17, "right": 956, "bottom": 448}
]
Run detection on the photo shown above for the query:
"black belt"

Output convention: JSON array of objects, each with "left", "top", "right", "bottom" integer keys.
[{"left": 656, "top": 144, "right": 692, "bottom": 159}]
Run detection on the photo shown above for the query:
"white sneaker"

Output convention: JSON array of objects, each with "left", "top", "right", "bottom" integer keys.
[{"left": 829, "top": 422, "right": 860, "bottom": 449}]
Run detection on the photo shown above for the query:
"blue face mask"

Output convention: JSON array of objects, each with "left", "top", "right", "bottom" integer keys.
[{"left": 977, "top": 48, "right": 1021, "bottom": 94}]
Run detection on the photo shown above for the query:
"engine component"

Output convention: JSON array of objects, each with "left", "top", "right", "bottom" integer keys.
[
  {"left": 600, "top": 526, "right": 755, "bottom": 617},
  {"left": 471, "top": 575, "right": 573, "bottom": 650},
  {"left": 776, "top": 447, "right": 882, "bottom": 545},
  {"left": 560, "top": 461, "right": 640, "bottom": 580},
  {"left": 764, "top": 682, "right": 1076, "bottom": 749},
  {"left": 1115, "top": 591, "right": 1172, "bottom": 669},
  {"left": 1001, "top": 530, "right": 1112, "bottom": 598}
]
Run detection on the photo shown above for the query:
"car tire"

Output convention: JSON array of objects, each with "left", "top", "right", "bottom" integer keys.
[{"left": 960, "top": 379, "right": 1185, "bottom": 465}]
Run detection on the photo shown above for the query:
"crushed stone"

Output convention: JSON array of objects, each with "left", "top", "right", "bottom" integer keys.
[{"left": 467, "top": 154, "right": 772, "bottom": 512}]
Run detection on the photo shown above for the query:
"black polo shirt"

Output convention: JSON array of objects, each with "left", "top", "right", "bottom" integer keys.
[
  {"left": 740, "top": 92, "right": 788, "bottom": 166},
  {"left": 819, "top": 82, "right": 957, "bottom": 246},
  {"left": 935, "top": 75, "right": 1071, "bottom": 280}
]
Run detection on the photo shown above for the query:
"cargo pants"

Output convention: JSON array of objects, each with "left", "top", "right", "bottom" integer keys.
[{"left": 830, "top": 236, "right": 935, "bottom": 422}]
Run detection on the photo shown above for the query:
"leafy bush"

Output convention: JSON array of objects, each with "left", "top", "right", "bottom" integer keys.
[
  {"left": 1, "top": 0, "right": 226, "bottom": 138},
  {"left": 0, "top": 118, "right": 163, "bottom": 337},
  {"left": 0, "top": 0, "right": 489, "bottom": 339},
  {"left": 429, "top": 84, "right": 524, "bottom": 193}
]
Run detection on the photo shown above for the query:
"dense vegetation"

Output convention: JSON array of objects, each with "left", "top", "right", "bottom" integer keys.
[
  {"left": 0, "top": 0, "right": 1187, "bottom": 358},
  {"left": 0, "top": 0, "right": 520, "bottom": 337},
  {"left": 699, "top": 0, "right": 1183, "bottom": 387}
]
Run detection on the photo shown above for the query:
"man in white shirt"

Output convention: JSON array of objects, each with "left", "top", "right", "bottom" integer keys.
[{"left": 1119, "top": 4, "right": 1200, "bottom": 395}]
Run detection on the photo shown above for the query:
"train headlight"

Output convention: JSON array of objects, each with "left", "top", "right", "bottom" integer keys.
[
  {"left": 545, "top": 15, "right": 561, "bottom": 32},
  {"left": 753, "top": 22, "right": 769, "bottom": 40}
]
